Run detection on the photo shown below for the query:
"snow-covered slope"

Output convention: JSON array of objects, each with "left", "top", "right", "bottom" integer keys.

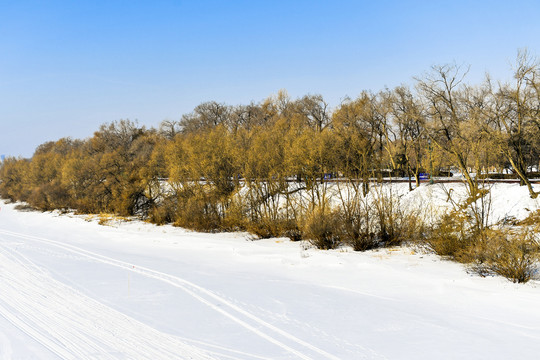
[{"left": 0, "top": 183, "right": 539, "bottom": 359}]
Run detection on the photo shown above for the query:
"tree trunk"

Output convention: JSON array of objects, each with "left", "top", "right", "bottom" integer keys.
[{"left": 507, "top": 155, "right": 539, "bottom": 199}]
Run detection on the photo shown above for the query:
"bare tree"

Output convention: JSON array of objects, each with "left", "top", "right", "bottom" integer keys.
[
  {"left": 294, "top": 94, "right": 331, "bottom": 132},
  {"left": 417, "top": 64, "right": 482, "bottom": 197},
  {"left": 486, "top": 50, "right": 539, "bottom": 198},
  {"left": 391, "top": 86, "right": 427, "bottom": 190},
  {"left": 158, "top": 119, "right": 181, "bottom": 139},
  {"left": 180, "top": 101, "right": 231, "bottom": 133}
]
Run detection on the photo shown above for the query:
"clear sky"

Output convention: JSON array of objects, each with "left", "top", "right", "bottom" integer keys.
[{"left": 1, "top": 0, "right": 539, "bottom": 157}]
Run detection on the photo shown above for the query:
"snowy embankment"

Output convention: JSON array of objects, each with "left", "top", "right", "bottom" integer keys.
[{"left": 0, "top": 182, "right": 539, "bottom": 359}]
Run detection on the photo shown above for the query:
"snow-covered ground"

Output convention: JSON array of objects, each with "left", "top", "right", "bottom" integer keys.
[{"left": 0, "top": 183, "right": 539, "bottom": 359}]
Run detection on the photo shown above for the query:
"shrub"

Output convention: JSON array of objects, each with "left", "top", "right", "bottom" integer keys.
[
  {"left": 246, "top": 217, "right": 303, "bottom": 240},
  {"left": 371, "top": 189, "right": 422, "bottom": 247},
  {"left": 427, "top": 208, "right": 540, "bottom": 283},
  {"left": 519, "top": 210, "right": 540, "bottom": 226},
  {"left": 336, "top": 186, "right": 424, "bottom": 251},
  {"left": 174, "top": 189, "right": 222, "bottom": 232},
  {"left": 347, "top": 230, "right": 377, "bottom": 251},
  {"left": 281, "top": 219, "right": 303, "bottom": 241},
  {"left": 27, "top": 181, "right": 71, "bottom": 211},
  {"left": 469, "top": 228, "right": 540, "bottom": 283},
  {"left": 246, "top": 217, "right": 283, "bottom": 239},
  {"left": 147, "top": 196, "right": 176, "bottom": 225},
  {"left": 426, "top": 211, "right": 474, "bottom": 260},
  {"left": 221, "top": 199, "right": 247, "bottom": 232},
  {"left": 426, "top": 186, "right": 493, "bottom": 262},
  {"left": 341, "top": 208, "right": 377, "bottom": 251},
  {"left": 302, "top": 208, "right": 344, "bottom": 250}
]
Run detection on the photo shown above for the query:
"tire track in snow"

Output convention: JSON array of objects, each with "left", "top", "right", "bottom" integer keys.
[
  {"left": 0, "top": 237, "right": 216, "bottom": 360},
  {"left": 0, "top": 241, "right": 49, "bottom": 276},
  {"left": 0, "top": 228, "right": 348, "bottom": 360},
  {"left": 0, "top": 241, "right": 264, "bottom": 360}
]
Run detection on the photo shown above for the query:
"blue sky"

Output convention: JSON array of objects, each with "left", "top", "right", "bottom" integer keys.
[{"left": 1, "top": 0, "right": 539, "bottom": 157}]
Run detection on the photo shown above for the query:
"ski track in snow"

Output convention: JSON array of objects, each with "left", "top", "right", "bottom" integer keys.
[
  {"left": 0, "top": 235, "right": 215, "bottom": 360},
  {"left": 0, "top": 228, "right": 375, "bottom": 360}
]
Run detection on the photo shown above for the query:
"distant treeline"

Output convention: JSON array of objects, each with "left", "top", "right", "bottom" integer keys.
[
  {"left": 1, "top": 52, "right": 539, "bottom": 234},
  {"left": 3, "top": 53, "right": 540, "bottom": 283}
]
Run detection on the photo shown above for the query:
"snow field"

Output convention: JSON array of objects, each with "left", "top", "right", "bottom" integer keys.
[{"left": 0, "top": 182, "right": 539, "bottom": 359}]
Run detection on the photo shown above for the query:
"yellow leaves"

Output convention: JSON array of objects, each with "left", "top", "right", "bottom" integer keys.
[
  {"left": 245, "top": 126, "right": 284, "bottom": 180},
  {"left": 285, "top": 128, "right": 337, "bottom": 180}
]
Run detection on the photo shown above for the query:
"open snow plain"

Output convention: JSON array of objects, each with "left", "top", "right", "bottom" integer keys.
[{"left": 0, "top": 183, "right": 540, "bottom": 359}]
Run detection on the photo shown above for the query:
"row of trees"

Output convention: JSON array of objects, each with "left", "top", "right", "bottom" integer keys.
[{"left": 1, "top": 52, "right": 539, "bottom": 233}]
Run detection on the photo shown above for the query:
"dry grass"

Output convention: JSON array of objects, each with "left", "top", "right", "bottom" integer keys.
[
  {"left": 96, "top": 213, "right": 131, "bottom": 226},
  {"left": 302, "top": 208, "right": 344, "bottom": 250},
  {"left": 467, "top": 228, "right": 540, "bottom": 283}
]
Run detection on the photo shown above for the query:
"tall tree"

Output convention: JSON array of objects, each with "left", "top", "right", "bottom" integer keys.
[
  {"left": 488, "top": 50, "right": 539, "bottom": 198},
  {"left": 391, "top": 86, "right": 427, "bottom": 189},
  {"left": 417, "top": 64, "right": 481, "bottom": 197}
]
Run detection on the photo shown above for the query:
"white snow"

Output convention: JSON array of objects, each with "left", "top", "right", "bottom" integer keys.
[{"left": 0, "top": 182, "right": 539, "bottom": 359}]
